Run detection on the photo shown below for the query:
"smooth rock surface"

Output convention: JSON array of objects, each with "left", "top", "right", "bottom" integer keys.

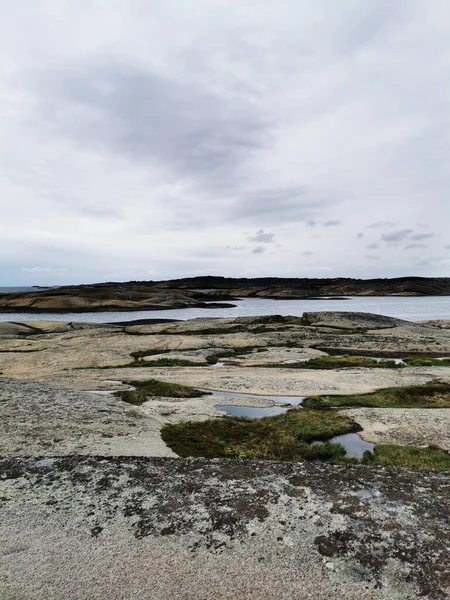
[{"left": 1, "top": 456, "right": 449, "bottom": 600}]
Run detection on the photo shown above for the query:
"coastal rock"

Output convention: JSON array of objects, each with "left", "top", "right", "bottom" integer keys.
[
  {"left": 301, "top": 311, "right": 413, "bottom": 330},
  {"left": 421, "top": 319, "right": 450, "bottom": 329},
  {"left": 1, "top": 456, "right": 449, "bottom": 599},
  {"left": 161, "top": 275, "right": 450, "bottom": 297},
  {"left": 0, "top": 286, "right": 237, "bottom": 313},
  {"left": 1, "top": 276, "right": 449, "bottom": 313},
  {"left": 0, "top": 378, "right": 174, "bottom": 457}
]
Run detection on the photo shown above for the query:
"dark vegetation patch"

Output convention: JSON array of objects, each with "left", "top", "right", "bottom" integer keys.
[
  {"left": 108, "top": 346, "right": 273, "bottom": 369},
  {"left": 403, "top": 357, "right": 450, "bottom": 367},
  {"left": 161, "top": 410, "right": 450, "bottom": 470},
  {"left": 130, "top": 348, "right": 173, "bottom": 359},
  {"left": 127, "top": 358, "right": 206, "bottom": 368},
  {"left": 262, "top": 355, "right": 402, "bottom": 369},
  {"left": 115, "top": 379, "right": 209, "bottom": 405},
  {"left": 361, "top": 445, "right": 450, "bottom": 470},
  {"left": 303, "top": 382, "right": 450, "bottom": 410},
  {"left": 205, "top": 346, "right": 269, "bottom": 364},
  {"left": 161, "top": 409, "right": 356, "bottom": 460}
]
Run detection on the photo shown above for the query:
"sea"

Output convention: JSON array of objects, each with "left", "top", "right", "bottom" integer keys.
[{"left": 0, "top": 287, "right": 448, "bottom": 322}]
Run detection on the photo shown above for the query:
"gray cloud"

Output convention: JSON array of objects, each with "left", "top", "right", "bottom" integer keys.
[
  {"left": 33, "top": 61, "right": 268, "bottom": 195},
  {"left": 248, "top": 229, "right": 275, "bottom": 243},
  {"left": 367, "top": 242, "right": 379, "bottom": 249},
  {"left": 367, "top": 221, "right": 397, "bottom": 229},
  {"left": 251, "top": 246, "right": 265, "bottom": 254},
  {"left": 444, "top": 245, "right": 450, "bottom": 250},
  {"left": 380, "top": 229, "right": 435, "bottom": 245},
  {"left": 323, "top": 220, "right": 341, "bottom": 227},
  {"left": 409, "top": 232, "right": 435, "bottom": 241},
  {"left": 413, "top": 257, "right": 435, "bottom": 267},
  {"left": 233, "top": 189, "right": 325, "bottom": 224},
  {"left": 357, "top": 232, "right": 364, "bottom": 239},
  {"left": 404, "top": 243, "right": 427, "bottom": 250},
  {"left": 302, "top": 250, "right": 313, "bottom": 256},
  {"left": 380, "top": 229, "right": 414, "bottom": 243}
]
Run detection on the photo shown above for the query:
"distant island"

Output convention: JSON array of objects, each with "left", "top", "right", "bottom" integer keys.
[{"left": 0, "top": 276, "right": 449, "bottom": 313}]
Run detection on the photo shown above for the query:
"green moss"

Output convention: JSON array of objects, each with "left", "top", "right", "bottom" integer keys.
[
  {"left": 115, "top": 379, "right": 208, "bottom": 405},
  {"left": 161, "top": 409, "right": 356, "bottom": 460},
  {"left": 303, "top": 382, "right": 450, "bottom": 410},
  {"left": 263, "top": 355, "right": 402, "bottom": 369},
  {"left": 361, "top": 445, "right": 450, "bottom": 470},
  {"left": 403, "top": 357, "right": 450, "bottom": 367}
]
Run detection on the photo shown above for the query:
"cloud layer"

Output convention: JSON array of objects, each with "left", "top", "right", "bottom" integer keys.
[{"left": 0, "top": 0, "right": 449, "bottom": 284}]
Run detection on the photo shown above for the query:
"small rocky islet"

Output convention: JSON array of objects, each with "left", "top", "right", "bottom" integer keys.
[{"left": 1, "top": 284, "right": 450, "bottom": 599}]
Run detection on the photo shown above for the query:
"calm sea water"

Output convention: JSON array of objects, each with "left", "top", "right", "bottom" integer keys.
[
  {"left": 0, "top": 293, "right": 448, "bottom": 322},
  {"left": 0, "top": 286, "right": 48, "bottom": 293}
]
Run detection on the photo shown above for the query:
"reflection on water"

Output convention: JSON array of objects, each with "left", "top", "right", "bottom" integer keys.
[
  {"left": 326, "top": 433, "right": 374, "bottom": 458},
  {"left": 215, "top": 405, "right": 291, "bottom": 418}
]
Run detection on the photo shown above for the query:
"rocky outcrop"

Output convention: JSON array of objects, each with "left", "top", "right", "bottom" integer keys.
[
  {"left": 161, "top": 275, "right": 450, "bottom": 297},
  {"left": 1, "top": 276, "right": 449, "bottom": 313},
  {"left": 301, "top": 311, "right": 411, "bottom": 329},
  {"left": 0, "top": 378, "right": 174, "bottom": 457},
  {"left": 0, "top": 284, "right": 236, "bottom": 313},
  {"left": 421, "top": 319, "right": 450, "bottom": 329}
]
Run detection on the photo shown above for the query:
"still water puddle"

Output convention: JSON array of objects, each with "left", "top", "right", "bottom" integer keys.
[
  {"left": 315, "top": 433, "right": 375, "bottom": 459},
  {"left": 87, "top": 381, "right": 136, "bottom": 395},
  {"left": 215, "top": 404, "right": 291, "bottom": 418}
]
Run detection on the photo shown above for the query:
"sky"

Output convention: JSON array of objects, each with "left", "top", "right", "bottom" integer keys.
[{"left": 0, "top": 0, "right": 449, "bottom": 285}]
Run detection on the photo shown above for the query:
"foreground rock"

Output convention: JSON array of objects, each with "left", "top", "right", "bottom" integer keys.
[{"left": 1, "top": 456, "right": 449, "bottom": 600}]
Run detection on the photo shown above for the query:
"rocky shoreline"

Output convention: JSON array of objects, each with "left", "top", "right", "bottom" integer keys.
[
  {"left": 1, "top": 276, "right": 449, "bottom": 312},
  {"left": 1, "top": 310, "right": 450, "bottom": 598}
]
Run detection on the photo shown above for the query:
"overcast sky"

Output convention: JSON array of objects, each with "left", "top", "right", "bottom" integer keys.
[{"left": 1, "top": 0, "right": 449, "bottom": 285}]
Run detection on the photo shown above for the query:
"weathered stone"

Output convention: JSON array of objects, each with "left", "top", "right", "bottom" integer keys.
[{"left": 0, "top": 456, "right": 449, "bottom": 599}]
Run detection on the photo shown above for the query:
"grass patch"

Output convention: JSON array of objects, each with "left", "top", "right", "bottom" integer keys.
[
  {"left": 303, "top": 382, "right": 450, "bottom": 410},
  {"left": 116, "top": 379, "right": 209, "bottom": 405},
  {"left": 403, "top": 357, "right": 450, "bottom": 367},
  {"left": 263, "top": 355, "right": 402, "bottom": 369},
  {"left": 161, "top": 409, "right": 356, "bottom": 460},
  {"left": 361, "top": 445, "right": 450, "bottom": 470},
  {"left": 80, "top": 357, "right": 206, "bottom": 370}
]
